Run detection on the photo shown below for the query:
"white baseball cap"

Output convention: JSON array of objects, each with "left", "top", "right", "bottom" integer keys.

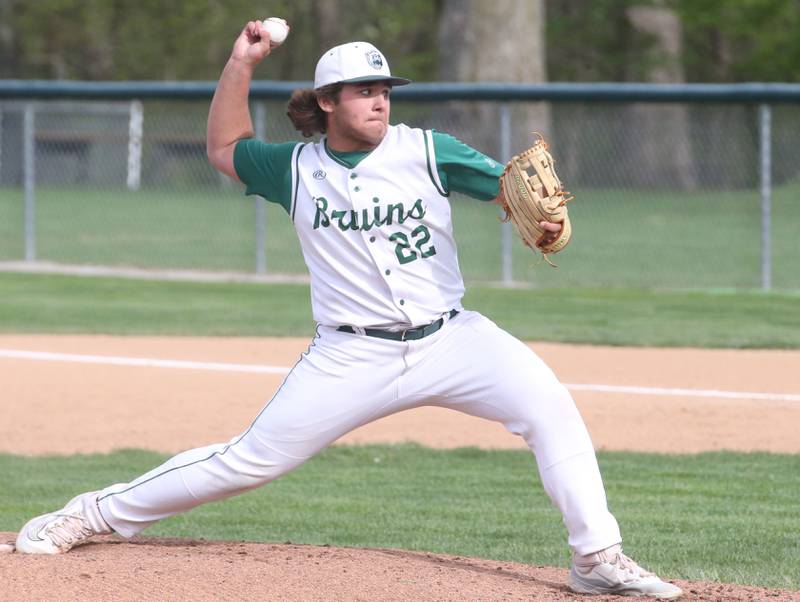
[{"left": 314, "top": 42, "right": 411, "bottom": 90}]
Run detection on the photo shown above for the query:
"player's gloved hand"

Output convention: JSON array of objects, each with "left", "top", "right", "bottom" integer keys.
[
  {"left": 538, "top": 221, "right": 562, "bottom": 247},
  {"left": 498, "top": 134, "right": 573, "bottom": 266}
]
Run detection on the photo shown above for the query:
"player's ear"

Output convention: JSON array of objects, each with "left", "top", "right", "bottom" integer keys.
[
  {"left": 315, "top": 83, "right": 343, "bottom": 114},
  {"left": 317, "top": 97, "right": 334, "bottom": 113}
]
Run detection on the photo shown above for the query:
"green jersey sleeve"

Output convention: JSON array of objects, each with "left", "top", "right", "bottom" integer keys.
[
  {"left": 233, "top": 139, "right": 299, "bottom": 213},
  {"left": 431, "top": 131, "right": 503, "bottom": 201}
]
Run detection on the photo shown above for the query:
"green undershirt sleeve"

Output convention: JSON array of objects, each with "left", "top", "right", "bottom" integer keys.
[
  {"left": 233, "top": 139, "right": 299, "bottom": 213},
  {"left": 431, "top": 131, "right": 504, "bottom": 201}
]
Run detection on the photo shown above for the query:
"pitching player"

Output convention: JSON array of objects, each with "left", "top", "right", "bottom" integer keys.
[{"left": 15, "top": 20, "right": 682, "bottom": 599}]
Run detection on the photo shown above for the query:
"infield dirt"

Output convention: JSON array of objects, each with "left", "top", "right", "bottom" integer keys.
[{"left": 1, "top": 335, "right": 799, "bottom": 601}]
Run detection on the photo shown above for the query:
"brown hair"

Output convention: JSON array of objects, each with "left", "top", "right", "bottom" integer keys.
[{"left": 286, "top": 83, "right": 343, "bottom": 137}]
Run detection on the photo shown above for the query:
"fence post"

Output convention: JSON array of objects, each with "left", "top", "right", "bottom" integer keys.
[
  {"left": 759, "top": 104, "right": 772, "bottom": 291},
  {"left": 23, "top": 103, "right": 36, "bottom": 261},
  {"left": 127, "top": 100, "right": 143, "bottom": 191},
  {"left": 254, "top": 102, "right": 267, "bottom": 275},
  {"left": 499, "top": 103, "right": 512, "bottom": 285}
]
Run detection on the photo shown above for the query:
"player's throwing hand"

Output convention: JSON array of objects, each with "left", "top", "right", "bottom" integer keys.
[{"left": 231, "top": 20, "right": 286, "bottom": 66}]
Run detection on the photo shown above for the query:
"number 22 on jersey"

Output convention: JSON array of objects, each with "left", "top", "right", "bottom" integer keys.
[{"left": 389, "top": 225, "right": 437, "bottom": 265}]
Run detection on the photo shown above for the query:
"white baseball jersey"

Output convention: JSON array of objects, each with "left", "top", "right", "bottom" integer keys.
[
  {"left": 236, "top": 125, "right": 504, "bottom": 329},
  {"left": 290, "top": 125, "right": 462, "bottom": 328}
]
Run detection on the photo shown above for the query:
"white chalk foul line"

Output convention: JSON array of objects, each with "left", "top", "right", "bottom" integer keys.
[
  {"left": 1, "top": 348, "right": 798, "bottom": 402},
  {"left": 0, "top": 349, "right": 290, "bottom": 375},
  {"left": 564, "top": 383, "right": 800, "bottom": 402}
]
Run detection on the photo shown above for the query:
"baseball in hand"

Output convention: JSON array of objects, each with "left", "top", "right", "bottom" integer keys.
[{"left": 261, "top": 17, "right": 289, "bottom": 46}]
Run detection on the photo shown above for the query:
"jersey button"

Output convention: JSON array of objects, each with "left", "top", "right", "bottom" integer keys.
[
  {"left": 385, "top": 269, "right": 391, "bottom": 276},
  {"left": 350, "top": 173, "right": 358, "bottom": 179},
  {"left": 370, "top": 236, "right": 376, "bottom": 242},
  {"left": 399, "top": 299, "right": 405, "bottom": 305},
  {"left": 354, "top": 186, "right": 361, "bottom": 192}
]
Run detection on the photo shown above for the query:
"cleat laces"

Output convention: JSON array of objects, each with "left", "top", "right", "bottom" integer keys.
[
  {"left": 43, "top": 514, "right": 94, "bottom": 551},
  {"left": 609, "top": 550, "right": 656, "bottom": 582}
]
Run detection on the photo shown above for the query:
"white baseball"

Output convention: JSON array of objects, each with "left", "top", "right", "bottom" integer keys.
[{"left": 261, "top": 17, "right": 289, "bottom": 46}]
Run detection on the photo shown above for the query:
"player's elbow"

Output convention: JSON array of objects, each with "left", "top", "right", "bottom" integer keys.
[
  {"left": 207, "top": 143, "right": 240, "bottom": 182},
  {"left": 205, "top": 143, "right": 224, "bottom": 169}
]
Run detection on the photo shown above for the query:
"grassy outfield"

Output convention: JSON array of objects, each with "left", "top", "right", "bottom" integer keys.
[
  {"left": 1, "top": 445, "right": 798, "bottom": 590},
  {"left": 1, "top": 272, "right": 799, "bottom": 347},
  {"left": 1, "top": 182, "right": 799, "bottom": 289}
]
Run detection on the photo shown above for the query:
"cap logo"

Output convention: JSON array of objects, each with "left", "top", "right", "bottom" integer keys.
[{"left": 365, "top": 50, "right": 384, "bottom": 70}]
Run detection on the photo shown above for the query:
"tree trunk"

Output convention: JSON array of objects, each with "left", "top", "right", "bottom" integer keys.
[
  {"left": 312, "top": 0, "right": 347, "bottom": 57},
  {"left": 0, "top": 0, "right": 13, "bottom": 77},
  {"left": 438, "top": 0, "right": 548, "bottom": 159},
  {"left": 625, "top": 4, "right": 697, "bottom": 189}
]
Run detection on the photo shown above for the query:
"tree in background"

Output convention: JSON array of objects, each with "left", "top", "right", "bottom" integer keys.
[
  {"left": 623, "top": 2, "right": 697, "bottom": 189},
  {"left": 546, "top": 0, "right": 800, "bottom": 84},
  {"left": 0, "top": 0, "right": 438, "bottom": 82},
  {"left": 438, "top": 0, "right": 547, "bottom": 156},
  {"left": 674, "top": 0, "right": 800, "bottom": 186},
  {"left": 546, "top": 0, "right": 655, "bottom": 82},
  {"left": 546, "top": 0, "right": 663, "bottom": 186},
  {"left": 3, "top": 0, "right": 797, "bottom": 189},
  {"left": 3, "top": 0, "right": 799, "bottom": 83},
  {"left": 675, "top": 0, "right": 800, "bottom": 83},
  {"left": 0, "top": 0, "right": 13, "bottom": 77}
]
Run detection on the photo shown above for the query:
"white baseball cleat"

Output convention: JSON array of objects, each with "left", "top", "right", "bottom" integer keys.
[
  {"left": 569, "top": 544, "right": 683, "bottom": 599},
  {"left": 15, "top": 491, "right": 113, "bottom": 554}
]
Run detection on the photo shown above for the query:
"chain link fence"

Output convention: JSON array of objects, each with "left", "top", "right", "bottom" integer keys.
[{"left": 0, "top": 84, "right": 798, "bottom": 290}]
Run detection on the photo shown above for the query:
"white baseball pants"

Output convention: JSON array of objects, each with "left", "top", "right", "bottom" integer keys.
[{"left": 97, "top": 310, "right": 621, "bottom": 555}]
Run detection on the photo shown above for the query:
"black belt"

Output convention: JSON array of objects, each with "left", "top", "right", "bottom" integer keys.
[{"left": 337, "top": 310, "right": 459, "bottom": 341}]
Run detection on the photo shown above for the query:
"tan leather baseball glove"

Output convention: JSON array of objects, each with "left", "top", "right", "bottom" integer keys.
[{"left": 498, "top": 134, "right": 573, "bottom": 266}]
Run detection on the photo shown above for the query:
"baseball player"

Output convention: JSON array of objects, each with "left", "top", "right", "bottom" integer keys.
[{"left": 15, "top": 20, "right": 682, "bottom": 599}]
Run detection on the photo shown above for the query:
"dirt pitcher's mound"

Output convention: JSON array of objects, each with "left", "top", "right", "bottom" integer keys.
[{"left": 1, "top": 534, "right": 796, "bottom": 601}]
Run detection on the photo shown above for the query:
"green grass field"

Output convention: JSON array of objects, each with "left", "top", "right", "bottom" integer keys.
[
  {"left": 1, "top": 272, "right": 798, "bottom": 347},
  {"left": 1, "top": 181, "right": 798, "bottom": 289},
  {"left": 1, "top": 446, "right": 798, "bottom": 589}
]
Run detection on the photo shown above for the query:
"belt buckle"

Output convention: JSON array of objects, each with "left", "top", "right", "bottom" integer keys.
[{"left": 400, "top": 328, "right": 408, "bottom": 342}]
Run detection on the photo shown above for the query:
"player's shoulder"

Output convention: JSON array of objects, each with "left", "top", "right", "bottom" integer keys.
[
  {"left": 395, "top": 127, "right": 474, "bottom": 155},
  {"left": 388, "top": 123, "right": 430, "bottom": 141},
  {"left": 296, "top": 137, "right": 326, "bottom": 162},
  {"left": 389, "top": 124, "right": 445, "bottom": 160}
]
